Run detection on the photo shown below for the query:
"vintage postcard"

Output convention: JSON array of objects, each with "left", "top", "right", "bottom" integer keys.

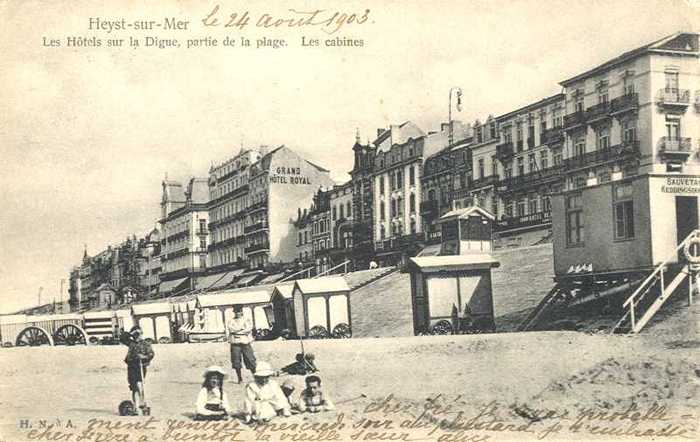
[{"left": 1, "top": 0, "right": 698, "bottom": 441}]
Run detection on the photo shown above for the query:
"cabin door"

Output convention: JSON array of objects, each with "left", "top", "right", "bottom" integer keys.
[{"left": 675, "top": 196, "right": 699, "bottom": 256}]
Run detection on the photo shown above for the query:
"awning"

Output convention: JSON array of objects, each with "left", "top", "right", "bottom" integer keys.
[
  {"left": 197, "top": 289, "right": 271, "bottom": 308},
  {"left": 235, "top": 273, "right": 262, "bottom": 287},
  {"left": 418, "top": 244, "right": 442, "bottom": 257},
  {"left": 195, "top": 269, "right": 243, "bottom": 291},
  {"left": 159, "top": 277, "right": 189, "bottom": 295},
  {"left": 294, "top": 276, "right": 350, "bottom": 295}
]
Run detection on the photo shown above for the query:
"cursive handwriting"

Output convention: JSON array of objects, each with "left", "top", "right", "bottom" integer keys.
[{"left": 201, "top": 6, "right": 371, "bottom": 34}]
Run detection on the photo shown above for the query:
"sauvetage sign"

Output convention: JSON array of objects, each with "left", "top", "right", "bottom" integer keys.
[{"left": 661, "top": 177, "right": 700, "bottom": 194}]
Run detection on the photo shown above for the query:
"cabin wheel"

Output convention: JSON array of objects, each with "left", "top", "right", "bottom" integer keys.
[
  {"left": 431, "top": 320, "right": 453, "bottom": 335},
  {"left": 331, "top": 323, "right": 352, "bottom": 339},
  {"left": 308, "top": 325, "right": 329, "bottom": 339},
  {"left": 15, "top": 326, "right": 53, "bottom": 347},
  {"left": 53, "top": 324, "right": 88, "bottom": 345}
]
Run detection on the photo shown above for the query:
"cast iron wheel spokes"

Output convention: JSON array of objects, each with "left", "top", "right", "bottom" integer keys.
[
  {"left": 16, "top": 326, "right": 53, "bottom": 347},
  {"left": 331, "top": 323, "right": 352, "bottom": 339},
  {"left": 53, "top": 324, "right": 87, "bottom": 345},
  {"left": 431, "top": 320, "right": 453, "bottom": 335},
  {"left": 308, "top": 325, "right": 329, "bottom": 339}
]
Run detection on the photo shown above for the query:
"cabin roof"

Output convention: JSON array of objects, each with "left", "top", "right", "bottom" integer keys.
[
  {"left": 438, "top": 206, "right": 495, "bottom": 223},
  {"left": 408, "top": 255, "right": 500, "bottom": 273},
  {"left": 293, "top": 276, "right": 350, "bottom": 295}
]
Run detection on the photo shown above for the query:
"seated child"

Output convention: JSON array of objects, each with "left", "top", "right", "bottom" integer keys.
[
  {"left": 280, "top": 379, "right": 301, "bottom": 414},
  {"left": 195, "top": 366, "right": 232, "bottom": 420},
  {"left": 298, "top": 375, "right": 334, "bottom": 413},
  {"left": 243, "top": 361, "right": 291, "bottom": 423}
]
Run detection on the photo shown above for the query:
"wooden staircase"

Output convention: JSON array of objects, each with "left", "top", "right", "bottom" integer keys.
[
  {"left": 611, "top": 230, "right": 699, "bottom": 334},
  {"left": 517, "top": 284, "right": 568, "bottom": 331}
]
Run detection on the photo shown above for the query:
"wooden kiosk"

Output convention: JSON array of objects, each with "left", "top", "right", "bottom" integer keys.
[{"left": 408, "top": 206, "right": 500, "bottom": 335}]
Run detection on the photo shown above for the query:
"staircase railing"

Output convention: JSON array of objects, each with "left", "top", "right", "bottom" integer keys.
[
  {"left": 314, "top": 260, "right": 351, "bottom": 279},
  {"left": 612, "top": 229, "right": 699, "bottom": 334},
  {"left": 277, "top": 266, "right": 315, "bottom": 283}
]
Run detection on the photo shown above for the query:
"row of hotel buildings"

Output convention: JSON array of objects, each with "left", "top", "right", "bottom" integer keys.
[{"left": 69, "top": 32, "right": 700, "bottom": 310}]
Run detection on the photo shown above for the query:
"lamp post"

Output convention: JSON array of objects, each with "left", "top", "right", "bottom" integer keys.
[{"left": 449, "top": 87, "right": 463, "bottom": 147}]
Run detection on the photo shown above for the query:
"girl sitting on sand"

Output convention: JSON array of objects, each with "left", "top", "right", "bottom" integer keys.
[
  {"left": 243, "top": 361, "right": 291, "bottom": 423},
  {"left": 195, "top": 366, "right": 232, "bottom": 420}
]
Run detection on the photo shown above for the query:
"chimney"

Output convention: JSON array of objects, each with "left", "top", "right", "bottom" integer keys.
[
  {"left": 390, "top": 125, "right": 400, "bottom": 143},
  {"left": 441, "top": 123, "right": 450, "bottom": 132},
  {"left": 259, "top": 145, "right": 269, "bottom": 156},
  {"left": 377, "top": 128, "right": 386, "bottom": 138}
]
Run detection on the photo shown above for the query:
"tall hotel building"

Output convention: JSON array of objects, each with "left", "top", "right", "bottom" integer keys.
[{"left": 207, "top": 146, "right": 334, "bottom": 271}]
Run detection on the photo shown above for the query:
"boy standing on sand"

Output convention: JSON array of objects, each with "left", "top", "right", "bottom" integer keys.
[
  {"left": 226, "top": 306, "right": 257, "bottom": 384},
  {"left": 121, "top": 325, "right": 154, "bottom": 415}
]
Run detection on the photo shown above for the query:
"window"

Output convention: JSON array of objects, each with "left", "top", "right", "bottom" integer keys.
[
  {"left": 504, "top": 163, "right": 512, "bottom": 179},
  {"left": 200, "top": 238, "right": 206, "bottom": 250},
  {"left": 476, "top": 125, "right": 483, "bottom": 143},
  {"left": 517, "top": 157, "right": 525, "bottom": 176},
  {"left": 332, "top": 207, "right": 337, "bottom": 220},
  {"left": 541, "top": 150, "right": 549, "bottom": 170},
  {"left": 504, "top": 199, "right": 513, "bottom": 217},
  {"left": 542, "top": 196, "right": 551, "bottom": 213},
  {"left": 529, "top": 196, "right": 538, "bottom": 214},
  {"left": 516, "top": 122, "right": 523, "bottom": 151},
  {"left": 528, "top": 154, "right": 536, "bottom": 173},
  {"left": 391, "top": 199, "right": 397, "bottom": 218},
  {"left": 553, "top": 109, "right": 562, "bottom": 128},
  {"left": 397, "top": 170, "right": 403, "bottom": 189},
  {"left": 517, "top": 198, "right": 526, "bottom": 217},
  {"left": 380, "top": 225, "right": 385, "bottom": 240},
  {"left": 410, "top": 166, "right": 416, "bottom": 185},
  {"left": 490, "top": 122, "right": 497, "bottom": 139},
  {"left": 410, "top": 219, "right": 416, "bottom": 234},
  {"left": 504, "top": 127, "right": 513, "bottom": 143},
  {"left": 298, "top": 232, "right": 303, "bottom": 245},
  {"left": 339, "top": 205, "right": 344, "bottom": 219},
  {"left": 346, "top": 201, "right": 351, "bottom": 218},
  {"left": 459, "top": 172, "right": 467, "bottom": 189},
  {"left": 665, "top": 71, "right": 679, "bottom": 92},
  {"left": 380, "top": 201, "right": 385, "bottom": 220},
  {"left": 553, "top": 150, "right": 562, "bottom": 166},
  {"left": 491, "top": 155, "right": 498, "bottom": 177},
  {"left": 574, "top": 93, "right": 584, "bottom": 113},
  {"left": 540, "top": 114, "right": 547, "bottom": 134},
  {"left": 597, "top": 127, "right": 610, "bottom": 150},
  {"left": 527, "top": 122, "right": 535, "bottom": 148},
  {"left": 410, "top": 194, "right": 416, "bottom": 213},
  {"left": 566, "top": 193, "right": 584, "bottom": 246},
  {"left": 380, "top": 176, "right": 385, "bottom": 194},
  {"left": 428, "top": 189, "right": 436, "bottom": 201},
  {"left": 623, "top": 75, "right": 635, "bottom": 95},
  {"left": 397, "top": 196, "right": 403, "bottom": 216},
  {"left": 478, "top": 159, "right": 485, "bottom": 178},
  {"left": 574, "top": 136, "right": 586, "bottom": 157},
  {"left": 623, "top": 119, "right": 637, "bottom": 144},
  {"left": 598, "top": 86, "right": 609, "bottom": 104},
  {"left": 666, "top": 116, "right": 681, "bottom": 139},
  {"left": 613, "top": 183, "right": 634, "bottom": 240}
]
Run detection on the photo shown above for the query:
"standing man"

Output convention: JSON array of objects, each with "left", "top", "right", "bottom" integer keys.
[
  {"left": 122, "top": 325, "right": 154, "bottom": 415},
  {"left": 227, "top": 306, "right": 256, "bottom": 384}
]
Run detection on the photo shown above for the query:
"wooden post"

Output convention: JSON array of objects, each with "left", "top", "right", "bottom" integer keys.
[{"left": 630, "top": 300, "right": 636, "bottom": 332}]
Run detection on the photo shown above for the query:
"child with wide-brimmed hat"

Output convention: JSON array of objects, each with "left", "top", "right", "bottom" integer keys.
[
  {"left": 195, "top": 366, "right": 232, "bottom": 420},
  {"left": 242, "top": 361, "right": 291, "bottom": 423}
]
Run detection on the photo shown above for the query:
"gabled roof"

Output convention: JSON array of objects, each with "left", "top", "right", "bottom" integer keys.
[
  {"left": 408, "top": 255, "right": 500, "bottom": 273},
  {"left": 560, "top": 32, "right": 699, "bottom": 87},
  {"left": 439, "top": 206, "right": 496, "bottom": 223},
  {"left": 271, "top": 283, "right": 295, "bottom": 300},
  {"left": 197, "top": 289, "right": 271, "bottom": 308},
  {"left": 187, "top": 178, "right": 210, "bottom": 204},
  {"left": 293, "top": 276, "right": 350, "bottom": 295}
]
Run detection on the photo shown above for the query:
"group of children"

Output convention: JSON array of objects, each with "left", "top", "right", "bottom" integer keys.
[
  {"left": 121, "top": 324, "right": 334, "bottom": 422},
  {"left": 195, "top": 361, "right": 334, "bottom": 422}
]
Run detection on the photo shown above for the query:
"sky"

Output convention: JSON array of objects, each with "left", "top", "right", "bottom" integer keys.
[{"left": 0, "top": 0, "right": 698, "bottom": 313}]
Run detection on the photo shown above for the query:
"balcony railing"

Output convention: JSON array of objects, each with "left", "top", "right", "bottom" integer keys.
[
  {"left": 563, "top": 111, "right": 586, "bottom": 130},
  {"left": 496, "top": 211, "right": 551, "bottom": 231},
  {"left": 610, "top": 92, "right": 639, "bottom": 114},
  {"left": 496, "top": 142, "right": 514, "bottom": 160},
  {"left": 196, "top": 228, "right": 208, "bottom": 236},
  {"left": 658, "top": 137, "right": 693, "bottom": 153},
  {"left": 248, "top": 199, "right": 269, "bottom": 213},
  {"left": 562, "top": 140, "right": 640, "bottom": 172},
  {"left": 656, "top": 88, "right": 690, "bottom": 107},
  {"left": 497, "top": 165, "right": 562, "bottom": 191},
  {"left": 541, "top": 127, "right": 565, "bottom": 146},
  {"left": 244, "top": 222, "right": 268, "bottom": 234},
  {"left": 374, "top": 233, "right": 425, "bottom": 252},
  {"left": 244, "top": 242, "right": 270, "bottom": 254},
  {"left": 585, "top": 101, "right": 612, "bottom": 122},
  {"left": 471, "top": 175, "right": 498, "bottom": 189}
]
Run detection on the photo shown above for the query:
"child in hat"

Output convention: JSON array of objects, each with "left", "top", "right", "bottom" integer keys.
[
  {"left": 122, "top": 325, "right": 154, "bottom": 415},
  {"left": 298, "top": 375, "right": 334, "bottom": 413},
  {"left": 242, "top": 361, "right": 291, "bottom": 423},
  {"left": 195, "top": 366, "right": 232, "bottom": 420}
]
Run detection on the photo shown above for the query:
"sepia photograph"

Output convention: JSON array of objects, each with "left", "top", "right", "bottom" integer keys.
[{"left": 0, "top": 0, "right": 698, "bottom": 440}]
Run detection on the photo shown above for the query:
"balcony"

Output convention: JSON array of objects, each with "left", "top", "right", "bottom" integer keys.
[
  {"left": 196, "top": 228, "right": 208, "bottom": 236},
  {"left": 244, "top": 242, "right": 270, "bottom": 254},
  {"left": 244, "top": 221, "right": 268, "bottom": 234},
  {"left": 658, "top": 137, "right": 693, "bottom": 161},
  {"left": 610, "top": 93, "right": 638, "bottom": 115},
  {"left": 496, "top": 142, "right": 514, "bottom": 161},
  {"left": 496, "top": 165, "right": 563, "bottom": 193},
  {"left": 656, "top": 88, "right": 690, "bottom": 110},
  {"left": 585, "top": 101, "right": 612, "bottom": 124},
  {"left": 563, "top": 111, "right": 586, "bottom": 131},
  {"left": 496, "top": 211, "right": 551, "bottom": 232},
  {"left": 248, "top": 199, "right": 269, "bottom": 213},
  {"left": 420, "top": 200, "right": 438, "bottom": 216},
  {"left": 562, "top": 140, "right": 640, "bottom": 172},
  {"left": 471, "top": 175, "right": 498, "bottom": 190},
  {"left": 541, "top": 127, "right": 565, "bottom": 146}
]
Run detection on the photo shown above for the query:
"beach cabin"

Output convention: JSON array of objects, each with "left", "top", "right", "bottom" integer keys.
[
  {"left": 170, "top": 293, "right": 198, "bottom": 342},
  {"left": 408, "top": 255, "right": 499, "bottom": 335},
  {"left": 438, "top": 206, "right": 495, "bottom": 256},
  {"left": 270, "top": 283, "right": 295, "bottom": 337},
  {"left": 0, "top": 314, "right": 27, "bottom": 346},
  {"left": 193, "top": 289, "right": 272, "bottom": 342},
  {"left": 131, "top": 301, "right": 173, "bottom": 343},
  {"left": 273, "top": 276, "right": 351, "bottom": 339},
  {"left": 83, "top": 310, "right": 117, "bottom": 343}
]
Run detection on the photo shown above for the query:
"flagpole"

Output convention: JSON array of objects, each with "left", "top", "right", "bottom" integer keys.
[{"left": 448, "top": 87, "right": 463, "bottom": 147}]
